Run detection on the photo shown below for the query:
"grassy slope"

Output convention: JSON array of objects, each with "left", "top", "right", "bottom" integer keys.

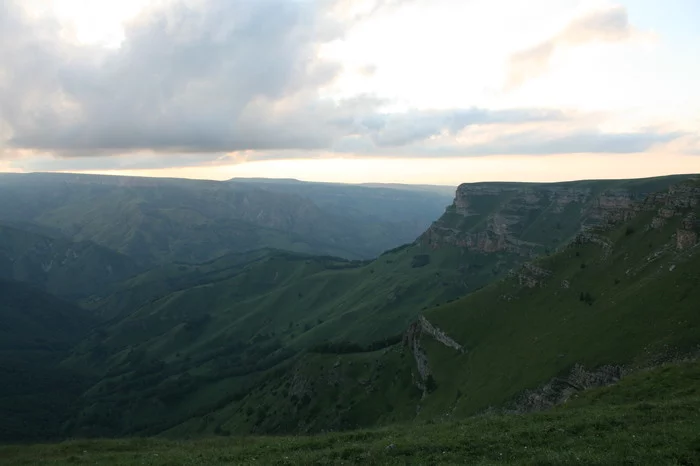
[
  {"left": 2, "top": 358, "right": 699, "bottom": 465},
  {"left": 63, "top": 175, "right": 699, "bottom": 438},
  {"left": 198, "top": 179, "right": 700, "bottom": 437},
  {"left": 0, "top": 281, "right": 95, "bottom": 441},
  {"left": 418, "top": 191, "right": 700, "bottom": 421},
  {"left": 63, "top": 247, "right": 468, "bottom": 437}
]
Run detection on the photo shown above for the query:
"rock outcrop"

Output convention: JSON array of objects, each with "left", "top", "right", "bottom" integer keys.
[
  {"left": 512, "top": 263, "right": 552, "bottom": 288},
  {"left": 676, "top": 213, "right": 698, "bottom": 251},
  {"left": 404, "top": 316, "right": 464, "bottom": 394},
  {"left": 422, "top": 178, "right": 700, "bottom": 256},
  {"left": 510, "top": 364, "right": 625, "bottom": 413},
  {"left": 420, "top": 183, "right": 652, "bottom": 254},
  {"left": 417, "top": 316, "right": 465, "bottom": 353}
]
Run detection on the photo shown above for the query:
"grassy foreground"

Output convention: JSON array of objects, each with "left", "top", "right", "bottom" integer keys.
[{"left": 2, "top": 360, "right": 699, "bottom": 465}]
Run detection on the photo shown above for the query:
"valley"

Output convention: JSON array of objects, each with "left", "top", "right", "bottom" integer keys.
[
  {"left": 4, "top": 0, "right": 698, "bottom": 462},
  {"left": 1, "top": 173, "right": 699, "bottom": 463}
]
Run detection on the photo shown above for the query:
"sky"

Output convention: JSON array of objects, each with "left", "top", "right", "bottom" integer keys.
[{"left": 0, "top": 0, "right": 699, "bottom": 185}]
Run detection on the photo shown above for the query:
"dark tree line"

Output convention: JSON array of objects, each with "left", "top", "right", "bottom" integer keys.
[{"left": 309, "top": 334, "right": 403, "bottom": 354}]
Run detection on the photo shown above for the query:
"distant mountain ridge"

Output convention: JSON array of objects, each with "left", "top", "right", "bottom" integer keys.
[
  {"left": 0, "top": 223, "right": 143, "bottom": 299},
  {"left": 0, "top": 172, "right": 454, "bottom": 264}
]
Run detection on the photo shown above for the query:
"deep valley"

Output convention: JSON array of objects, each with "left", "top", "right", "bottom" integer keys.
[{"left": 1, "top": 173, "right": 700, "bottom": 464}]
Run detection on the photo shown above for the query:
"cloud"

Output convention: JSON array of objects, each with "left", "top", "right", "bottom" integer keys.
[
  {"left": 0, "top": 0, "right": 679, "bottom": 169},
  {"left": 457, "top": 130, "right": 683, "bottom": 156},
  {"left": 650, "top": 134, "right": 700, "bottom": 156},
  {"left": 9, "top": 151, "right": 232, "bottom": 172},
  {"left": 505, "top": 5, "right": 638, "bottom": 89},
  {"left": 0, "top": 0, "right": 566, "bottom": 158},
  {"left": 1, "top": 0, "right": 349, "bottom": 153},
  {"left": 364, "top": 108, "right": 568, "bottom": 147},
  {"left": 332, "top": 126, "right": 684, "bottom": 158}
]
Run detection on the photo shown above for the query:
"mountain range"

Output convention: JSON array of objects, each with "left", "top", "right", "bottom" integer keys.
[{"left": 0, "top": 172, "right": 699, "bottom": 463}]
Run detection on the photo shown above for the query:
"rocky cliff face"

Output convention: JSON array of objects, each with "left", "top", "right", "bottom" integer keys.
[
  {"left": 404, "top": 316, "right": 464, "bottom": 396},
  {"left": 420, "top": 178, "right": 700, "bottom": 254},
  {"left": 643, "top": 184, "right": 700, "bottom": 251},
  {"left": 511, "top": 364, "right": 625, "bottom": 413}
]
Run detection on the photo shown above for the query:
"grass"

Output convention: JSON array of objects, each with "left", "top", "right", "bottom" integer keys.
[
  {"left": 55, "top": 176, "right": 700, "bottom": 440},
  {"left": 2, "top": 359, "right": 699, "bottom": 465},
  {"left": 415, "top": 199, "right": 700, "bottom": 420},
  {"left": 216, "top": 187, "right": 700, "bottom": 439},
  {"left": 5, "top": 174, "right": 700, "bottom": 442}
]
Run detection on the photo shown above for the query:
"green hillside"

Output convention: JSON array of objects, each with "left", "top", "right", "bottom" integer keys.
[
  {"left": 1, "top": 174, "right": 699, "bottom": 451},
  {"left": 0, "top": 280, "right": 94, "bottom": 441},
  {"left": 155, "top": 176, "right": 700, "bottom": 437},
  {"left": 413, "top": 179, "right": 700, "bottom": 421},
  {"left": 2, "top": 359, "right": 699, "bottom": 465},
  {"left": 52, "top": 175, "right": 700, "bottom": 439}
]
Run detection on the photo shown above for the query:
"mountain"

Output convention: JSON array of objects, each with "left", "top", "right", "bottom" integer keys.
[
  {"left": 212, "top": 176, "right": 699, "bottom": 435},
  {"left": 230, "top": 177, "right": 458, "bottom": 223},
  {"left": 50, "top": 174, "right": 699, "bottom": 438},
  {"left": 0, "top": 280, "right": 94, "bottom": 441},
  {"left": 1, "top": 173, "right": 699, "bottom": 447},
  {"left": 0, "top": 224, "right": 143, "bottom": 299},
  {"left": 0, "top": 173, "right": 454, "bottom": 263}
]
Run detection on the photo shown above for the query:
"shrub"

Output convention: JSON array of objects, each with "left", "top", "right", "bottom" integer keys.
[
  {"left": 425, "top": 375, "right": 438, "bottom": 393},
  {"left": 579, "top": 291, "right": 594, "bottom": 305}
]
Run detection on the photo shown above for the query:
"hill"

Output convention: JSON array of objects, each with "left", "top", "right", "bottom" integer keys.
[
  {"left": 0, "top": 224, "right": 143, "bottom": 299},
  {"left": 0, "top": 280, "right": 95, "bottom": 441},
  {"left": 2, "top": 358, "right": 699, "bottom": 464},
  {"left": 56, "top": 174, "right": 699, "bottom": 438},
  {"left": 0, "top": 173, "right": 453, "bottom": 263},
  {"left": 208, "top": 176, "right": 700, "bottom": 435},
  {"left": 1, "top": 174, "right": 699, "bottom": 444}
]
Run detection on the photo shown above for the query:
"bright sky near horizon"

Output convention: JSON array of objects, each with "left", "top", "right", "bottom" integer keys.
[{"left": 1, "top": 0, "right": 699, "bottom": 184}]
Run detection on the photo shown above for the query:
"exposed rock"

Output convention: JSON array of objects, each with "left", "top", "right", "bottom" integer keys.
[
  {"left": 403, "top": 316, "right": 465, "bottom": 395},
  {"left": 403, "top": 321, "right": 430, "bottom": 393},
  {"left": 658, "top": 207, "right": 675, "bottom": 219},
  {"left": 682, "top": 212, "right": 698, "bottom": 230},
  {"left": 422, "top": 178, "right": 700, "bottom": 255},
  {"left": 573, "top": 232, "right": 614, "bottom": 257},
  {"left": 418, "top": 316, "right": 465, "bottom": 353},
  {"left": 676, "top": 212, "right": 698, "bottom": 251},
  {"left": 677, "top": 229, "right": 697, "bottom": 251},
  {"left": 421, "top": 184, "right": 645, "bottom": 253},
  {"left": 650, "top": 216, "right": 666, "bottom": 229},
  {"left": 512, "top": 263, "right": 551, "bottom": 288},
  {"left": 510, "top": 364, "right": 624, "bottom": 413}
]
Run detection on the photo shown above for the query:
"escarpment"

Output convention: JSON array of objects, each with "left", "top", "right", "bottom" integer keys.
[{"left": 421, "top": 178, "right": 700, "bottom": 255}]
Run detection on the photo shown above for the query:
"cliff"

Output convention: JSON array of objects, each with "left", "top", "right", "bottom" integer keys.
[{"left": 420, "top": 177, "right": 699, "bottom": 254}]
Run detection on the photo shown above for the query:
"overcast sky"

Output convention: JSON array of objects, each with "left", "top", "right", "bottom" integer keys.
[{"left": 1, "top": 0, "right": 699, "bottom": 184}]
